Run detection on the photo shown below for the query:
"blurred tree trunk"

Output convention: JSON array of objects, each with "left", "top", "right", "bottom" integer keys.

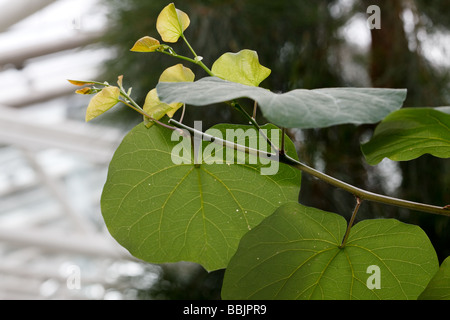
[{"left": 365, "top": 0, "right": 410, "bottom": 88}]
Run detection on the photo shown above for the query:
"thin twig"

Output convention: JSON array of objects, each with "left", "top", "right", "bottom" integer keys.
[{"left": 280, "top": 154, "right": 449, "bottom": 217}]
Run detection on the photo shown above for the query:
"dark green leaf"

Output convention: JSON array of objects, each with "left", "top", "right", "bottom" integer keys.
[
  {"left": 156, "top": 77, "right": 407, "bottom": 129},
  {"left": 419, "top": 256, "right": 450, "bottom": 300},
  {"left": 222, "top": 203, "right": 439, "bottom": 299},
  {"left": 361, "top": 107, "right": 450, "bottom": 165}
]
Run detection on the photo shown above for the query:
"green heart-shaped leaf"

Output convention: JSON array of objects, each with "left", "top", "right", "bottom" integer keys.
[
  {"left": 101, "top": 122, "right": 301, "bottom": 271},
  {"left": 361, "top": 107, "right": 450, "bottom": 165},
  {"left": 222, "top": 202, "right": 439, "bottom": 299},
  {"left": 419, "top": 256, "right": 450, "bottom": 300},
  {"left": 211, "top": 50, "right": 271, "bottom": 87}
]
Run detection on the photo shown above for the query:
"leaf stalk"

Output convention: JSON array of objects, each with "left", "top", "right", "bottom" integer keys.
[{"left": 340, "top": 197, "right": 362, "bottom": 248}]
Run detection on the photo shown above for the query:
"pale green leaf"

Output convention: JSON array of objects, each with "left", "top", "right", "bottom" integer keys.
[
  {"left": 159, "top": 64, "right": 195, "bottom": 83},
  {"left": 100, "top": 122, "right": 301, "bottom": 271},
  {"left": 361, "top": 107, "right": 450, "bottom": 165},
  {"left": 143, "top": 64, "right": 195, "bottom": 127},
  {"left": 211, "top": 50, "right": 271, "bottom": 87},
  {"left": 143, "top": 89, "right": 181, "bottom": 127},
  {"left": 157, "top": 77, "right": 407, "bottom": 129},
  {"left": 156, "top": 3, "right": 190, "bottom": 43},
  {"left": 85, "top": 86, "right": 120, "bottom": 122},
  {"left": 419, "top": 256, "right": 450, "bottom": 300},
  {"left": 222, "top": 203, "right": 439, "bottom": 300}
]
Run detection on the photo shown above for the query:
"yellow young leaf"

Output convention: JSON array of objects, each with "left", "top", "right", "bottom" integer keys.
[
  {"left": 85, "top": 86, "right": 120, "bottom": 122},
  {"left": 156, "top": 3, "right": 190, "bottom": 43},
  {"left": 130, "top": 36, "right": 162, "bottom": 52},
  {"left": 159, "top": 64, "right": 195, "bottom": 83}
]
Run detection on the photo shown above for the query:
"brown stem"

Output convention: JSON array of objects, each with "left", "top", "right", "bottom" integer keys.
[{"left": 340, "top": 197, "right": 363, "bottom": 248}]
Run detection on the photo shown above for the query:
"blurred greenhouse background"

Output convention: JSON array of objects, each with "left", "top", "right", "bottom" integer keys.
[
  {"left": 0, "top": 0, "right": 162, "bottom": 300},
  {"left": 0, "top": 0, "right": 449, "bottom": 299}
]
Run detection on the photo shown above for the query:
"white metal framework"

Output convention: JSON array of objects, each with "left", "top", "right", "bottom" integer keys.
[{"left": 0, "top": 0, "right": 156, "bottom": 299}]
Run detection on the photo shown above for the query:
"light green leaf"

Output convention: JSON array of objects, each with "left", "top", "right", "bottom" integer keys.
[
  {"left": 143, "top": 64, "right": 195, "bottom": 127},
  {"left": 361, "top": 107, "right": 450, "bottom": 165},
  {"left": 222, "top": 202, "right": 439, "bottom": 300},
  {"left": 85, "top": 86, "right": 120, "bottom": 122},
  {"left": 419, "top": 256, "right": 450, "bottom": 300},
  {"left": 156, "top": 77, "right": 407, "bottom": 129},
  {"left": 143, "top": 89, "right": 181, "bottom": 127},
  {"left": 211, "top": 50, "right": 271, "bottom": 87},
  {"left": 156, "top": 3, "right": 190, "bottom": 43},
  {"left": 100, "top": 122, "right": 301, "bottom": 271},
  {"left": 130, "top": 36, "right": 162, "bottom": 52},
  {"left": 159, "top": 63, "right": 195, "bottom": 83}
]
